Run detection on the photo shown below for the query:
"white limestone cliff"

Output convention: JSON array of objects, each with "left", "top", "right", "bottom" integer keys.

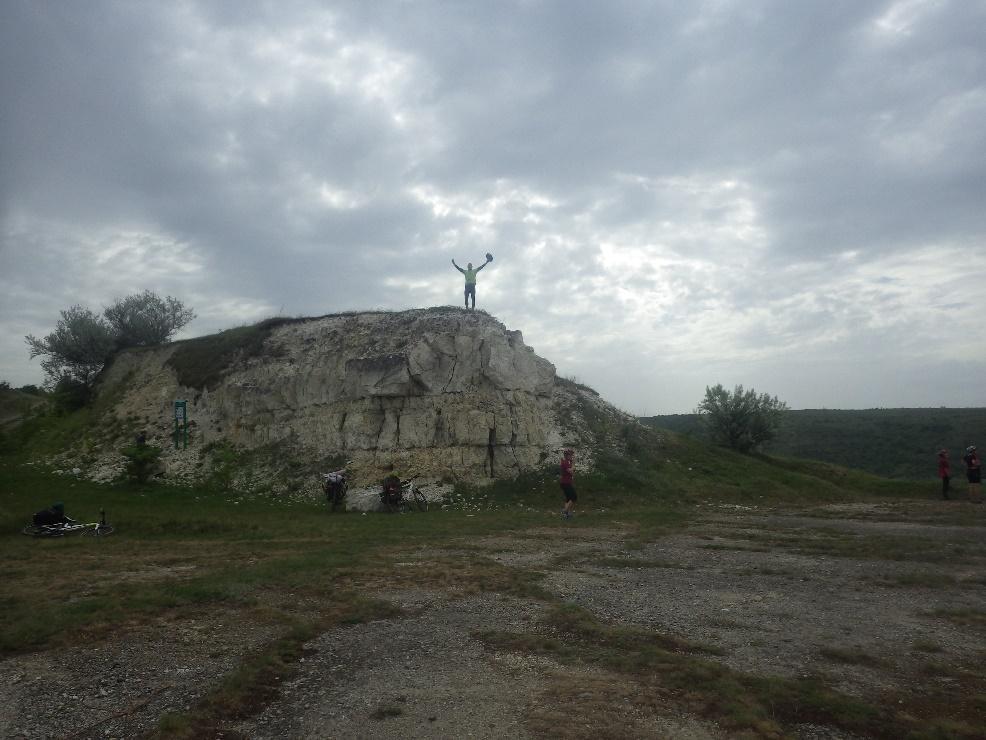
[{"left": 86, "top": 307, "right": 629, "bottom": 493}]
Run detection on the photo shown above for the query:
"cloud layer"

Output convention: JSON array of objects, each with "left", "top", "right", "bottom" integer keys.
[{"left": 2, "top": 0, "right": 985, "bottom": 412}]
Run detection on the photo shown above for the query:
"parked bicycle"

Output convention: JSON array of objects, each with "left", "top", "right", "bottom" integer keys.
[
  {"left": 380, "top": 475, "right": 429, "bottom": 513},
  {"left": 321, "top": 467, "right": 349, "bottom": 511},
  {"left": 22, "top": 509, "right": 114, "bottom": 538}
]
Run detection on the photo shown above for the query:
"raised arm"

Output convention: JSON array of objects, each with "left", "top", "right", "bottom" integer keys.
[
  {"left": 475, "top": 260, "right": 488, "bottom": 273},
  {"left": 452, "top": 259, "right": 465, "bottom": 274}
]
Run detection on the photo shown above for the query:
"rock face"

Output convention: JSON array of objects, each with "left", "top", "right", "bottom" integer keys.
[{"left": 96, "top": 308, "right": 577, "bottom": 487}]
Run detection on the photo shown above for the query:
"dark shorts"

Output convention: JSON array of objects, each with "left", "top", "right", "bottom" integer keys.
[
  {"left": 969, "top": 469, "right": 982, "bottom": 484},
  {"left": 561, "top": 483, "right": 577, "bottom": 502},
  {"left": 464, "top": 283, "right": 476, "bottom": 296}
]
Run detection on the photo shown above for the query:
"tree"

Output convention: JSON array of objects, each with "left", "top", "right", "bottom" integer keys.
[
  {"left": 26, "top": 292, "right": 196, "bottom": 393},
  {"left": 104, "top": 290, "right": 196, "bottom": 349},
  {"left": 121, "top": 443, "right": 163, "bottom": 483},
  {"left": 697, "top": 384, "right": 788, "bottom": 453},
  {"left": 25, "top": 306, "right": 116, "bottom": 390}
]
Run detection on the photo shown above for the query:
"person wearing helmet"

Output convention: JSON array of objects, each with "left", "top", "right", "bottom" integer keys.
[
  {"left": 451, "top": 253, "right": 493, "bottom": 310},
  {"left": 938, "top": 449, "right": 951, "bottom": 500},
  {"left": 962, "top": 445, "right": 981, "bottom": 503},
  {"left": 32, "top": 501, "right": 75, "bottom": 527},
  {"left": 560, "top": 448, "right": 577, "bottom": 519}
]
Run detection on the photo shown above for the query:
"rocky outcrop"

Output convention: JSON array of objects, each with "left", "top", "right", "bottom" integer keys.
[{"left": 94, "top": 308, "right": 595, "bottom": 489}]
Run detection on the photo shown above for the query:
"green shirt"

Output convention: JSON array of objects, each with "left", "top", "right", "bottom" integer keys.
[{"left": 463, "top": 268, "right": 479, "bottom": 284}]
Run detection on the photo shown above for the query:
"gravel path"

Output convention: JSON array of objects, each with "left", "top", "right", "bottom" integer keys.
[{"left": 3, "top": 501, "right": 984, "bottom": 738}]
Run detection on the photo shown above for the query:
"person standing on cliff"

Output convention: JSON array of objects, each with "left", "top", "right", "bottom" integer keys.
[
  {"left": 560, "top": 448, "right": 577, "bottom": 519},
  {"left": 451, "top": 253, "right": 493, "bottom": 310}
]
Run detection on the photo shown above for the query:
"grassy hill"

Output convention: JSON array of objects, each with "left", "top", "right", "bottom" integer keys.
[{"left": 641, "top": 407, "right": 986, "bottom": 480}]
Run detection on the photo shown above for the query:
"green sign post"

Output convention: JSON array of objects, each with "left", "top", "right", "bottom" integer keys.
[{"left": 173, "top": 400, "right": 188, "bottom": 450}]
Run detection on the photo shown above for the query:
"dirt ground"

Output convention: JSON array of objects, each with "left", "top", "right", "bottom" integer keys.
[{"left": 3, "top": 500, "right": 985, "bottom": 738}]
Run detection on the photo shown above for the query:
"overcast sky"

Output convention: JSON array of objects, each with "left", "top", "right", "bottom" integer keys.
[{"left": 2, "top": 1, "right": 985, "bottom": 414}]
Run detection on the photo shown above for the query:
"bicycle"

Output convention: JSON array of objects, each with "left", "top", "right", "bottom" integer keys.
[
  {"left": 321, "top": 467, "right": 349, "bottom": 511},
  {"left": 380, "top": 476, "right": 429, "bottom": 513},
  {"left": 22, "top": 509, "right": 114, "bottom": 538}
]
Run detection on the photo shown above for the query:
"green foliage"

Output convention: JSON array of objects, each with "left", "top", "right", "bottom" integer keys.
[
  {"left": 644, "top": 407, "right": 986, "bottom": 480},
  {"left": 51, "top": 376, "right": 90, "bottom": 414},
  {"left": 104, "top": 290, "right": 195, "bottom": 349},
  {"left": 26, "top": 292, "right": 196, "bottom": 394},
  {"left": 166, "top": 319, "right": 292, "bottom": 389},
  {"left": 121, "top": 444, "right": 163, "bottom": 483},
  {"left": 207, "top": 442, "right": 240, "bottom": 491},
  {"left": 696, "top": 384, "right": 788, "bottom": 453},
  {"left": 25, "top": 305, "right": 116, "bottom": 389}
]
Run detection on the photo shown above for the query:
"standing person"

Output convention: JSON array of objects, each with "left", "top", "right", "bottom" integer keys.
[
  {"left": 560, "top": 448, "right": 576, "bottom": 519},
  {"left": 938, "top": 449, "right": 951, "bottom": 500},
  {"left": 963, "top": 445, "right": 982, "bottom": 503},
  {"left": 451, "top": 253, "right": 492, "bottom": 310}
]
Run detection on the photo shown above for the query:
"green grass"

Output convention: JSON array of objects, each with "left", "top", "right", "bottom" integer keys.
[
  {"left": 5, "top": 394, "right": 981, "bottom": 736},
  {"left": 165, "top": 319, "right": 294, "bottom": 389}
]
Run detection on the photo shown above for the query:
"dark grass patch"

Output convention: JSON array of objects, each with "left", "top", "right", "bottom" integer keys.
[
  {"left": 476, "top": 604, "right": 979, "bottom": 739},
  {"left": 931, "top": 608, "right": 986, "bottom": 631},
  {"left": 868, "top": 571, "right": 958, "bottom": 589},
  {"left": 150, "top": 595, "right": 399, "bottom": 739},
  {"left": 818, "top": 646, "right": 890, "bottom": 668},
  {"left": 735, "top": 566, "right": 794, "bottom": 576},
  {"left": 369, "top": 700, "right": 407, "bottom": 720},
  {"left": 587, "top": 556, "right": 691, "bottom": 570},
  {"left": 717, "top": 526, "right": 971, "bottom": 564},
  {"left": 700, "top": 542, "right": 772, "bottom": 553},
  {"left": 165, "top": 319, "right": 293, "bottom": 390}
]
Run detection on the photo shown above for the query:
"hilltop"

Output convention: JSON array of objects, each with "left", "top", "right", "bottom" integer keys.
[{"left": 17, "top": 308, "right": 643, "bottom": 495}]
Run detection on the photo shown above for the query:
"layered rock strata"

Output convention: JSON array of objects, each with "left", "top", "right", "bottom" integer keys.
[{"left": 97, "top": 308, "right": 564, "bottom": 485}]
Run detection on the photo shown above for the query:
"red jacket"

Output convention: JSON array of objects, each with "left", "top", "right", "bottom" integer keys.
[
  {"left": 560, "top": 457, "right": 574, "bottom": 485},
  {"left": 938, "top": 455, "right": 950, "bottom": 478}
]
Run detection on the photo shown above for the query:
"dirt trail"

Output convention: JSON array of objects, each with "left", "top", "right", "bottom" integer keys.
[{"left": 3, "top": 501, "right": 985, "bottom": 738}]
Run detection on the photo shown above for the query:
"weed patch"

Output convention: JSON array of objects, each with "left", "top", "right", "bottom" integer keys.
[{"left": 476, "top": 604, "right": 972, "bottom": 738}]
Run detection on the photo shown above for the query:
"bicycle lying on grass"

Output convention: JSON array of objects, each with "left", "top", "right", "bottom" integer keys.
[
  {"left": 380, "top": 475, "right": 429, "bottom": 513},
  {"left": 22, "top": 510, "right": 115, "bottom": 537}
]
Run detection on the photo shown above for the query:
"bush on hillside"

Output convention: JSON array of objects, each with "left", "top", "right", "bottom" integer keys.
[
  {"left": 698, "top": 384, "right": 788, "bottom": 453},
  {"left": 121, "top": 443, "right": 163, "bottom": 483},
  {"left": 51, "top": 376, "right": 91, "bottom": 414}
]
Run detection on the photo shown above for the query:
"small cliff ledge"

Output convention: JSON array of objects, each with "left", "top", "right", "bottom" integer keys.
[{"left": 91, "top": 307, "right": 623, "bottom": 490}]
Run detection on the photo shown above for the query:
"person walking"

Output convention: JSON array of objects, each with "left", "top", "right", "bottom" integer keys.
[
  {"left": 560, "top": 448, "right": 577, "bottom": 519},
  {"left": 938, "top": 449, "right": 951, "bottom": 500},
  {"left": 451, "top": 253, "right": 492, "bottom": 310},
  {"left": 963, "top": 445, "right": 982, "bottom": 503}
]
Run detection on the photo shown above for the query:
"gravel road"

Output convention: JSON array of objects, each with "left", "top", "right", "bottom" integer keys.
[{"left": 3, "top": 500, "right": 984, "bottom": 738}]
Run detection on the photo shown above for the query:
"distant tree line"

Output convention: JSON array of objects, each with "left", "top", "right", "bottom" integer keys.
[
  {"left": 25, "top": 290, "right": 194, "bottom": 410},
  {"left": 643, "top": 406, "right": 984, "bottom": 480}
]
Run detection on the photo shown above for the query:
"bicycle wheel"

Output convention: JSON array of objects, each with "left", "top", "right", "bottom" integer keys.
[
  {"left": 85, "top": 525, "right": 114, "bottom": 537},
  {"left": 21, "top": 524, "right": 45, "bottom": 537},
  {"left": 411, "top": 488, "right": 429, "bottom": 512}
]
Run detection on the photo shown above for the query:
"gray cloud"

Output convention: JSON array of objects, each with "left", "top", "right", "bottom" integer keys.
[{"left": 2, "top": 0, "right": 985, "bottom": 411}]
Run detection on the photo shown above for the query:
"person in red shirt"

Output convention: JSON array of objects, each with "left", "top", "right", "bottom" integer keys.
[
  {"left": 560, "top": 448, "right": 576, "bottom": 519},
  {"left": 938, "top": 449, "right": 951, "bottom": 500}
]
